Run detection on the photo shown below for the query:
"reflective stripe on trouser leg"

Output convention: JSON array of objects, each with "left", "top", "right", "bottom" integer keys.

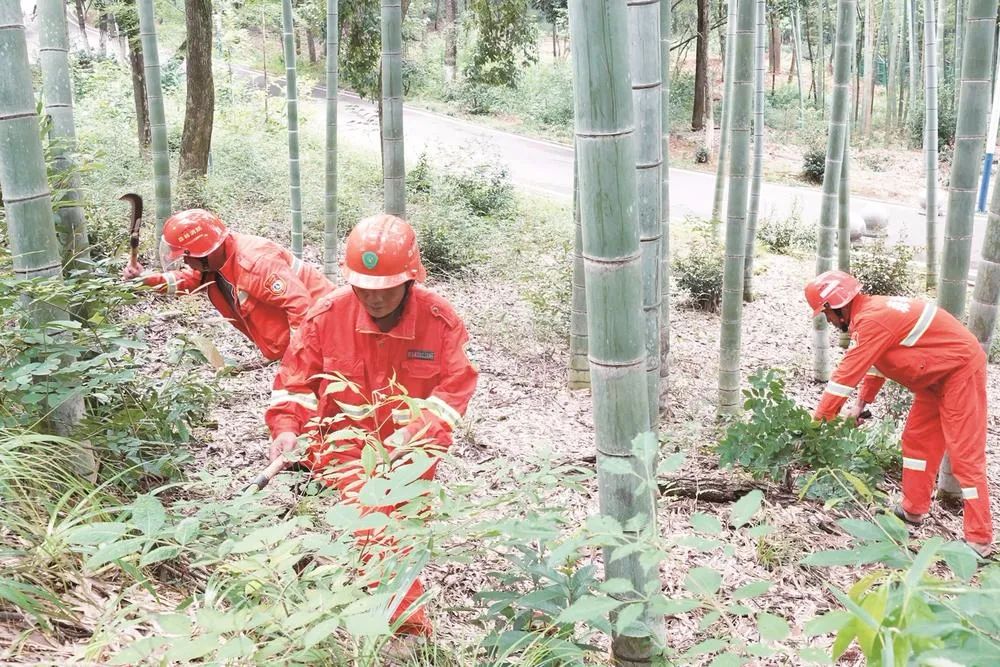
[
  {"left": 901, "top": 394, "right": 947, "bottom": 516},
  {"left": 939, "top": 366, "right": 994, "bottom": 545}
]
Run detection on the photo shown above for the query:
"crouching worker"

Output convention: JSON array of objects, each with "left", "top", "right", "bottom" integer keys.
[
  {"left": 805, "top": 270, "right": 994, "bottom": 558},
  {"left": 265, "top": 214, "right": 479, "bottom": 635},
  {"left": 122, "top": 209, "right": 334, "bottom": 360}
]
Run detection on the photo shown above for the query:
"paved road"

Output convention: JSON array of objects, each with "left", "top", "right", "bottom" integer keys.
[{"left": 22, "top": 0, "right": 987, "bottom": 271}]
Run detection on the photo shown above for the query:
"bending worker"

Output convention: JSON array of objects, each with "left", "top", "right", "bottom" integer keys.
[
  {"left": 123, "top": 209, "right": 333, "bottom": 360},
  {"left": 265, "top": 214, "right": 478, "bottom": 635},
  {"left": 806, "top": 270, "right": 993, "bottom": 558}
]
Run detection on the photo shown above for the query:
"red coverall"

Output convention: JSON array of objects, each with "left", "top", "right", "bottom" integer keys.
[
  {"left": 265, "top": 284, "right": 478, "bottom": 634},
  {"left": 140, "top": 232, "right": 333, "bottom": 360},
  {"left": 814, "top": 294, "right": 993, "bottom": 545}
]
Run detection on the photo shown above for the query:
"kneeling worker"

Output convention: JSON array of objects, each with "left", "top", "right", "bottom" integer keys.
[
  {"left": 805, "top": 270, "right": 993, "bottom": 558},
  {"left": 123, "top": 209, "right": 334, "bottom": 360},
  {"left": 265, "top": 214, "right": 479, "bottom": 635}
]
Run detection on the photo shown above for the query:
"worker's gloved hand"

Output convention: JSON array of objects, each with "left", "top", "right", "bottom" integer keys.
[
  {"left": 386, "top": 427, "right": 415, "bottom": 463},
  {"left": 122, "top": 262, "right": 145, "bottom": 280},
  {"left": 845, "top": 401, "right": 868, "bottom": 426},
  {"left": 269, "top": 431, "right": 299, "bottom": 463}
]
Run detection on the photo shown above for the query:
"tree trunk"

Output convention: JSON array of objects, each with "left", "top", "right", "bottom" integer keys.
[
  {"left": 769, "top": 13, "right": 781, "bottom": 91},
  {"left": 325, "top": 0, "right": 340, "bottom": 280},
  {"left": 937, "top": 0, "right": 998, "bottom": 501},
  {"left": 74, "top": 0, "right": 90, "bottom": 52},
  {"left": 887, "top": 0, "right": 901, "bottom": 133},
  {"left": 382, "top": 0, "right": 406, "bottom": 216},
  {"left": 820, "top": 0, "right": 827, "bottom": 112},
  {"left": 136, "top": 0, "right": 172, "bottom": 240},
  {"left": 968, "top": 166, "right": 1000, "bottom": 348},
  {"left": 954, "top": 0, "right": 965, "bottom": 95},
  {"left": 567, "top": 1, "right": 659, "bottom": 659},
  {"left": 99, "top": 12, "right": 108, "bottom": 55},
  {"left": 568, "top": 152, "right": 589, "bottom": 389},
  {"left": 814, "top": 0, "right": 857, "bottom": 382},
  {"left": 925, "top": 0, "right": 939, "bottom": 288},
  {"left": 860, "top": 0, "right": 875, "bottom": 136},
  {"left": 744, "top": 0, "right": 767, "bottom": 302},
  {"left": 839, "top": 120, "right": 851, "bottom": 275},
  {"left": 307, "top": 29, "right": 317, "bottom": 64},
  {"left": 38, "top": 0, "right": 91, "bottom": 270},
  {"left": 906, "top": 0, "right": 919, "bottom": 126},
  {"left": 712, "top": 0, "right": 738, "bottom": 225},
  {"left": 0, "top": 0, "right": 87, "bottom": 448},
  {"left": 793, "top": 9, "right": 805, "bottom": 123},
  {"left": 659, "top": 0, "right": 671, "bottom": 396},
  {"left": 444, "top": 0, "right": 457, "bottom": 83},
  {"left": 718, "top": 0, "right": 756, "bottom": 414},
  {"left": 179, "top": 0, "right": 215, "bottom": 186},
  {"left": 127, "top": 38, "right": 151, "bottom": 148},
  {"left": 805, "top": 7, "right": 818, "bottom": 105},
  {"left": 281, "top": 0, "right": 304, "bottom": 256},
  {"left": 692, "top": 0, "right": 709, "bottom": 130},
  {"left": 629, "top": 0, "right": 663, "bottom": 425}
]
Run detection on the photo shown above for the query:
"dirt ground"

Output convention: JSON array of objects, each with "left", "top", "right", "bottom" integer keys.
[{"left": 42, "top": 244, "right": 989, "bottom": 665}]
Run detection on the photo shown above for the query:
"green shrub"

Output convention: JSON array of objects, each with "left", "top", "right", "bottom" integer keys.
[
  {"left": 717, "top": 369, "right": 899, "bottom": 501},
  {"left": 851, "top": 239, "right": 917, "bottom": 296},
  {"left": 514, "top": 62, "right": 574, "bottom": 130},
  {"left": 907, "top": 82, "right": 957, "bottom": 149},
  {"left": 520, "top": 241, "right": 572, "bottom": 343},
  {"left": 669, "top": 71, "right": 696, "bottom": 127},
  {"left": 413, "top": 202, "right": 486, "bottom": 276},
  {"left": 756, "top": 204, "right": 816, "bottom": 254},
  {"left": 801, "top": 147, "right": 826, "bottom": 184},
  {"left": 445, "top": 80, "right": 505, "bottom": 115},
  {"left": 673, "top": 224, "right": 724, "bottom": 312},
  {"left": 447, "top": 161, "right": 516, "bottom": 218},
  {"left": 694, "top": 145, "right": 709, "bottom": 164}
]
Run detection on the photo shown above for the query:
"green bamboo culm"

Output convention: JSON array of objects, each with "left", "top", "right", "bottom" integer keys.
[
  {"left": 136, "top": 0, "right": 172, "bottom": 241},
  {"left": 743, "top": 0, "right": 767, "bottom": 302},
  {"left": 381, "top": 0, "right": 406, "bottom": 216},
  {"left": 324, "top": 0, "right": 340, "bottom": 279},
  {"left": 936, "top": 0, "right": 998, "bottom": 502},
  {"left": 658, "top": 0, "right": 671, "bottom": 389},
  {"left": 813, "top": 0, "right": 856, "bottom": 382},
  {"left": 938, "top": 0, "right": 997, "bottom": 318},
  {"left": 886, "top": 0, "right": 900, "bottom": 132},
  {"left": 906, "top": 0, "right": 919, "bottom": 126},
  {"left": 628, "top": 0, "right": 663, "bottom": 426},
  {"left": 838, "top": 121, "right": 851, "bottom": 274},
  {"left": 859, "top": 0, "right": 874, "bottom": 136},
  {"left": 280, "top": 0, "right": 304, "bottom": 258},
  {"left": 819, "top": 0, "right": 827, "bottom": 113},
  {"left": 718, "top": 0, "right": 757, "bottom": 415},
  {"left": 954, "top": 0, "right": 965, "bottom": 97},
  {"left": 38, "top": 0, "right": 90, "bottom": 271},
  {"left": 967, "top": 168, "right": 1000, "bottom": 348},
  {"left": 792, "top": 8, "right": 805, "bottom": 125},
  {"left": 567, "top": 1, "right": 660, "bottom": 661},
  {"left": 0, "top": 0, "right": 85, "bottom": 440},
  {"left": 711, "top": 0, "right": 738, "bottom": 228},
  {"left": 568, "top": 151, "right": 590, "bottom": 389},
  {"left": 924, "top": 0, "right": 939, "bottom": 289}
]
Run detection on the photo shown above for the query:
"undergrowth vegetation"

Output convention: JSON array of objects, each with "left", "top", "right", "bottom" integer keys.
[
  {"left": 672, "top": 219, "right": 724, "bottom": 312},
  {"left": 851, "top": 239, "right": 918, "bottom": 296}
]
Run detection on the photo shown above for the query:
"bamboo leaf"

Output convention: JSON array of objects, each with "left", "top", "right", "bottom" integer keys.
[
  {"left": 555, "top": 595, "right": 622, "bottom": 624},
  {"left": 64, "top": 522, "right": 130, "bottom": 545},
  {"left": 85, "top": 537, "right": 148, "bottom": 571}
]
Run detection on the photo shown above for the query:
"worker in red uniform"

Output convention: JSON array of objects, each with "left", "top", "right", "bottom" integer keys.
[
  {"left": 806, "top": 270, "right": 994, "bottom": 558},
  {"left": 122, "top": 209, "right": 334, "bottom": 361},
  {"left": 265, "top": 214, "right": 478, "bottom": 635}
]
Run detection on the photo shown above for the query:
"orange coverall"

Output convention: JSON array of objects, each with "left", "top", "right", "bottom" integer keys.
[
  {"left": 140, "top": 232, "right": 333, "bottom": 360},
  {"left": 265, "top": 284, "right": 478, "bottom": 634},
  {"left": 814, "top": 294, "right": 993, "bottom": 545}
]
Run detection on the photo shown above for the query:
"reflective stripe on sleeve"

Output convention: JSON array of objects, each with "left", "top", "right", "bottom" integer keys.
[
  {"left": 901, "top": 304, "right": 937, "bottom": 347},
  {"left": 824, "top": 381, "right": 854, "bottom": 398},
  {"left": 902, "top": 457, "right": 927, "bottom": 471},
  {"left": 391, "top": 408, "right": 411, "bottom": 425},
  {"left": 269, "top": 389, "right": 318, "bottom": 410},
  {"left": 866, "top": 367, "right": 886, "bottom": 378},
  {"left": 336, "top": 402, "right": 371, "bottom": 420},
  {"left": 424, "top": 396, "right": 462, "bottom": 428},
  {"left": 962, "top": 487, "right": 979, "bottom": 500},
  {"left": 164, "top": 272, "right": 178, "bottom": 296},
  {"left": 292, "top": 257, "right": 304, "bottom": 275}
]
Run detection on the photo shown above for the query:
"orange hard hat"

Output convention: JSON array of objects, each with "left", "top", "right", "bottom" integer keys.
[
  {"left": 161, "top": 209, "right": 229, "bottom": 264},
  {"left": 342, "top": 214, "right": 427, "bottom": 289},
  {"left": 805, "top": 270, "right": 862, "bottom": 316}
]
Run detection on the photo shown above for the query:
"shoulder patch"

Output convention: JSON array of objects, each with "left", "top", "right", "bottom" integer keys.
[{"left": 266, "top": 273, "right": 286, "bottom": 296}]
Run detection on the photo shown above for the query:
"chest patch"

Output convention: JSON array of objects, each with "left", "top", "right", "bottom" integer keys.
[
  {"left": 266, "top": 273, "right": 286, "bottom": 296},
  {"left": 407, "top": 349, "right": 435, "bottom": 361}
]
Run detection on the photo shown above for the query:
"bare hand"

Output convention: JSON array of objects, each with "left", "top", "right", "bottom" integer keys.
[
  {"left": 122, "top": 262, "right": 145, "bottom": 280},
  {"left": 845, "top": 402, "right": 867, "bottom": 426},
  {"left": 269, "top": 432, "right": 299, "bottom": 463}
]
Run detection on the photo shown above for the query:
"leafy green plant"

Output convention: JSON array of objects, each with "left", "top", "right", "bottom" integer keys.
[
  {"left": 673, "top": 224, "right": 724, "bottom": 312},
  {"left": 801, "top": 147, "right": 826, "bottom": 184},
  {"left": 851, "top": 239, "right": 917, "bottom": 296},
  {"left": 756, "top": 203, "right": 816, "bottom": 254},
  {"left": 717, "top": 369, "right": 899, "bottom": 501},
  {"left": 802, "top": 514, "right": 997, "bottom": 666}
]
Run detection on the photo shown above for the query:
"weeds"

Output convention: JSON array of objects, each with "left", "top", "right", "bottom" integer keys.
[
  {"left": 673, "top": 220, "right": 724, "bottom": 312},
  {"left": 756, "top": 203, "right": 816, "bottom": 254},
  {"left": 851, "top": 239, "right": 917, "bottom": 296}
]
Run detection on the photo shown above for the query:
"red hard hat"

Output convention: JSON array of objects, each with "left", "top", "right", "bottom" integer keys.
[
  {"left": 342, "top": 214, "right": 427, "bottom": 289},
  {"left": 161, "top": 209, "right": 229, "bottom": 264},
  {"left": 804, "top": 270, "right": 862, "bottom": 316}
]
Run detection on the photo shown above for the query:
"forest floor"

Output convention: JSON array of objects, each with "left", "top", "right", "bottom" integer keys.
[{"left": 47, "top": 235, "right": 992, "bottom": 665}]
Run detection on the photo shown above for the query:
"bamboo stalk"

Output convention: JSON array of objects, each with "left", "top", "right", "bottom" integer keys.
[
  {"left": 887, "top": 0, "right": 901, "bottom": 133},
  {"left": 38, "top": 0, "right": 91, "bottom": 271},
  {"left": 718, "top": 0, "right": 756, "bottom": 415},
  {"left": 325, "top": 0, "right": 340, "bottom": 278},
  {"left": 382, "top": 0, "right": 406, "bottom": 217},
  {"left": 793, "top": 8, "right": 805, "bottom": 124},
  {"left": 813, "top": 0, "right": 857, "bottom": 382},
  {"left": 136, "top": 0, "right": 172, "bottom": 241},
  {"left": 712, "top": 0, "right": 738, "bottom": 227},
  {"left": 659, "top": 0, "right": 671, "bottom": 391},
  {"left": 839, "top": 120, "right": 852, "bottom": 274},
  {"left": 906, "top": 0, "right": 919, "bottom": 126},
  {"left": 743, "top": 0, "right": 767, "bottom": 302},
  {"left": 925, "top": 0, "right": 939, "bottom": 289},
  {"left": 967, "top": 167, "right": 1000, "bottom": 348},
  {"left": 860, "top": 0, "right": 875, "bottom": 137},
  {"left": 820, "top": 0, "right": 828, "bottom": 113},
  {"left": 629, "top": 0, "right": 663, "bottom": 426},
  {"left": 568, "top": 151, "right": 590, "bottom": 389},
  {"left": 567, "top": 1, "right": 659, "bottom": 660},
  {"left": 281, "top": 0, "right": 304, "bottom": 257}
]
